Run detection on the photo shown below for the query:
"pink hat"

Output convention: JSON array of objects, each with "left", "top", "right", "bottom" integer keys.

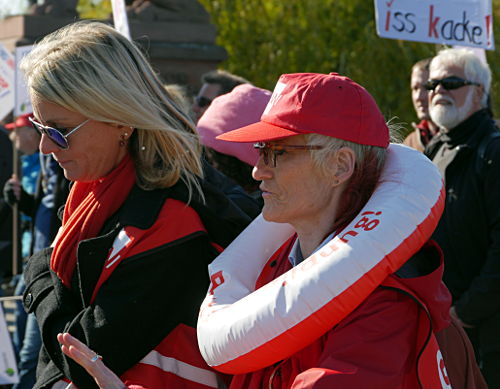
[
  {"left": 5, "top": 113, "right": 33, "bottom": 131},
  {"left": 217, "top": 73, "right": 389, "bottom": 148},
  {"left": 196, "top": 84, "right": 272, "bottom": 166}
]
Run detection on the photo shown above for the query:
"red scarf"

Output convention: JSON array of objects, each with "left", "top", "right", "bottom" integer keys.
[{"left": 51, "top": 154, "right": 136, "bottom": 288}]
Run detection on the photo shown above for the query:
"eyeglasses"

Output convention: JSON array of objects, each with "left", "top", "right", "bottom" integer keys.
[
  {"left": 29, "top": 117, "right": 90, "bottom": 149},
  {"left": 253, "top": 142, "right": 324, "bottom": 167},
  {"left": 194, "top": 95, "right": 213, "bottom": 108},
  {"left": 424, "top": 76, "right": 481, "bottom": 91}
]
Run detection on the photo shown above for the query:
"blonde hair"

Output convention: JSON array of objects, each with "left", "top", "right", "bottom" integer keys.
[{"left": 21, "top": 21, "right": 203, "bottom": 201}]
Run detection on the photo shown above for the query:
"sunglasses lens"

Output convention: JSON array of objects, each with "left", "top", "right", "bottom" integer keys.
[
  {"left": 441, "top": 79, "right": 465, "bottom": 90},
  {"left": 425, "top": 80, "right": 438, "bottom": 91},
  {"left": 46, "top": 127, "right": 68, "bottom": 149}
]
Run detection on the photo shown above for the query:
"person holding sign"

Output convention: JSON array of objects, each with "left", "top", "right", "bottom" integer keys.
[
  {"left": 19, "top": 20, "right": 251, "bottom": 389},
  {"left": 424, "top": 48, "right": 500, "bottom": 388}
]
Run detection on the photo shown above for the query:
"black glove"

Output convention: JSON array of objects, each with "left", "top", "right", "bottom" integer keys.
[{"left": 3, "top": 180, "right": 19, "bottom": 206}]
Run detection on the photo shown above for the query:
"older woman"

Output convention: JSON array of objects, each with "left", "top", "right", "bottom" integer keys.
[
  {"left": 21, "top": 21, "right": 251, "bottom": 389},
  {"left": 214, "top": 73, "right": 451, "bottom": 388}
]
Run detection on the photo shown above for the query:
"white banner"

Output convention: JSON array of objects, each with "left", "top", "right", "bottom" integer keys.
[
  {"left": 374, "top": 0, "right": 494, "bottom": 50},
  {"left": 0, "top": 43, "right": 14, "bottom": 122},
  {"left": 111, "top": 0, "right": 131, "bottom": 40},
  {"left": 14, "top": 45, "right": 33, "bottom": 116},
  {"left": 0, "top": 305, "right": 19, "bottom": 385}
]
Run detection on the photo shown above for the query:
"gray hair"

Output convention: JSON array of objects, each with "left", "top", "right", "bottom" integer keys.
[
  {"left": 21, "top": 21, "right": 203, "bottom": 200},
  {"left": 304, "top": 128, "right": 394, "bottom": 231},
  {"left": 305, "top": 134, "right": 387, "bottom": 178},
  {"left": 430, "top": 48, "right": 491, "bottom": 108}
]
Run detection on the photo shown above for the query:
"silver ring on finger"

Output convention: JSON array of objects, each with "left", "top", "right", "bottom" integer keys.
[{"left": 90, "top": 353, "right": 102, "bottom": 363}]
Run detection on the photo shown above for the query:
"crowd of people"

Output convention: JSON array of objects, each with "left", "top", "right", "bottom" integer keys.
[{"left": 0, "top": 18, "right": 499, "bottom": 389}]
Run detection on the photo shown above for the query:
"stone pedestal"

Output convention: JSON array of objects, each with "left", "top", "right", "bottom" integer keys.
[{"left": 0, "top": 13, "right": 226, "bottom": 91}]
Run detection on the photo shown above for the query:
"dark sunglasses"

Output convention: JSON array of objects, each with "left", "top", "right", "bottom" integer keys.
[
  {"left": 194, "top": 95, "right": 213, "bottom": 108},
  {"left": 253, "top": 142, "right": 324, "bottom": 167},
  {"left": 424, "top": 76, "right": 480, "bottom": 91},
  {"left": 29, "top": 117, "right": 90, "bottom": 149}
]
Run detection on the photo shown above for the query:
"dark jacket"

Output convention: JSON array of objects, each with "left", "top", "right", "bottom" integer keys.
[
  {"left": 23, "top": 180, "right": 252, "bottom": 389},
  {"left": 0, "top": 128, "right": 13, "bottom": 276},
  {"left": 4, "top": 156, "right": 69, "bottom": 254},
  {"left": 425, "top": 109, "right": 500, "bottom": 350}
]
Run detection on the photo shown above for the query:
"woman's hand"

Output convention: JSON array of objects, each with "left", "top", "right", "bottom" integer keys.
[{"left": 57, "top": 333, "right": 127, "bottom": 389}]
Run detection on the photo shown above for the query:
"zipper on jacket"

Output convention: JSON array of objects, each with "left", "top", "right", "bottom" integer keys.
[{"left": 268, "top": 361, "right": 284, "bottom": 389}]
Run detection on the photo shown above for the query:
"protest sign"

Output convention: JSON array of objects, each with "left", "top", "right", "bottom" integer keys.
[
  {"left": 111, "top": 0, "right": 131, "bottom": 40},
  {"left": 374, "top": 0, "right": 494, "bottom": 50},
  {"left": 14, "top": 45, "right": 33, "bottom": 116},
  {"left": 0, "top": 305, "right": 19, "bottom": 385},
  {"left": 0, "top": 43, "right": 14, "bottom": 122}
]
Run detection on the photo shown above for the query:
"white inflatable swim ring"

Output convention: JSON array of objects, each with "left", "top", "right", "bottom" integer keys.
[{"left": 197, "top": 144, "right": 445, "bottom": 374}]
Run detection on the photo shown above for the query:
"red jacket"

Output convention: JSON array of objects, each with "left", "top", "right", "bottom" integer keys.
[{"left": 229, "top": 238, "right": 452, "bottom": 389}]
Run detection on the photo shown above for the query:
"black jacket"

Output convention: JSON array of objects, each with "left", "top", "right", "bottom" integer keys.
[
  {"left": 4, "top": 158, "right": 69, "bottom": 254},
  {"left": 0, "top": 128, "right": 13, "bottom": 276},
  {"left": 23, "top": 179, "right": 253, "bottom": 389},
  {"left": 425, "top": 109, "right": 500, "bottom": 349}
]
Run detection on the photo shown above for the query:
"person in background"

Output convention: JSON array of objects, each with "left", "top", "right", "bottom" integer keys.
[
  {"left": 403, "top": 58, "right": 439, "bottom": 152},
  {"left": 196, "top": 83, "right": 271, "bottom": 202},
  {"left": 424, "top": 47, "right": 500, "bottom": 387},
  {"left": 191, "top": 69, "right": 249, "bottom": 122},
  {"left": 2, "top": 114, "right": 41, "bottom": 377},
  {"left": 167, "top": 82, "right": 262, "bottom": 218},
  {"left": 20, "top": 20, "right": 250, "bottom": 389},
  {"left": 0, "top": 125, "right": 13, "bottom": 291},
  {"left": 4, "top": 113, "right": 41, "bottom": 259}
]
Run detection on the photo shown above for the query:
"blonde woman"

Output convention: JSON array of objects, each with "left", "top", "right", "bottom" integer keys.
[{"left": 22, "top": 21, "right": 250, "bottom": 389}]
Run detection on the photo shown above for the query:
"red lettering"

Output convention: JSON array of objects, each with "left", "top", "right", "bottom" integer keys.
[
  {"left": 385, "top": 11, "right": 391, "bottom": 31},
  {"left": 354, "top": 216, "right": 380, "bottom": 231},
  {"left": 0, "top": 76, "right": 8, "bottom": 89},
  {"left": 361, "top": 211, "right": 382, "bottom": 216},
  {"left": 209, "top": 271, "right": 225, "bottom": 295},
  {"left": 339, "top": 230, "right": 358, "bottom": 243},
  {"left": 486, "top": 15, "right": 491, "bottom": 45},
  {"left": 428, "top": 5, "right": 440, "bottom": 38}
]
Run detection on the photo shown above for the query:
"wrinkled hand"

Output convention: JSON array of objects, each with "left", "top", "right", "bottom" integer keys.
[
  {"left": 450, "top": 306, "right": 474, "bottom": 328},
  {"left": 58, "top": 333, "right": 126, "bottom": 389},
  {"left": 3, "top": 175, "right": 21, "bottom": 205}
]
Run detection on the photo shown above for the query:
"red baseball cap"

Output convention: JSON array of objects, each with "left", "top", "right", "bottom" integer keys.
[
  {"left": 5, "top": 113, "right": 33, "bottom": 131},
  {"left": 217, "top": 73, "right": 389, "bottom": 148}
]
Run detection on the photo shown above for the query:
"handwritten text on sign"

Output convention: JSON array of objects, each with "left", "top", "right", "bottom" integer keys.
[{"left": 374, "top": 0, "right": 494, "bottom": 50}]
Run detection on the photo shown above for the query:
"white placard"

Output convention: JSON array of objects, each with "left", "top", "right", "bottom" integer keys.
[
  {"left": 374, "top": 0, "right": 494, "bottom": 50},
  {"left": 0, "top": 305, "right": 19, "bottom": 385},
  {"left": 0, "top": 43, "right": 15, "bottom": 122},
  {"left": 14, "top": 45, "right": 33, "bottom": 116},
  {"left": 111, "top": 0, "right": 131, "bottom": 40}
]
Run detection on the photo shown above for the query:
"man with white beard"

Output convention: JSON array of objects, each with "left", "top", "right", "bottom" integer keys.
[{"left": 424, "top": 48, "right": 500, "bottom": 388}]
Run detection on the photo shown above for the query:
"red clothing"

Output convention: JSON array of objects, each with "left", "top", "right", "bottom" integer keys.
[
  {"left": 403, "top": 120, "right": 436, "bottom": 152},
  {"left": 229, "top": 238, "right": 451, "bottom": 389}
]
